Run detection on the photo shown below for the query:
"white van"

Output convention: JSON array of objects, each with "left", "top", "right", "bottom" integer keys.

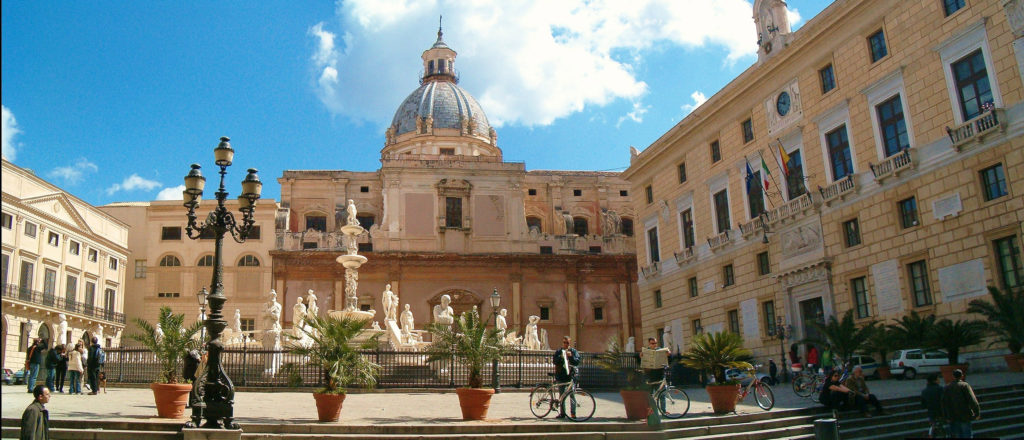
[{"left": 889, "top": 349, "right": 951, "bottom": 379}]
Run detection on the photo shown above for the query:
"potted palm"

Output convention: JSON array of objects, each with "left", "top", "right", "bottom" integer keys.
[
  {"left": 288, "top": 314, "right": 381, "bottom": 422},
  {"left": 862, "top": 325, "right": 898, "bottom": 379},
  {"left": 968, "top": 286, "right": 1024, "bottom": 371},
  {"left": 595, "top": 337, "right": 648, "bottom": 420},
  {"left": 424, "top": 308, "right": 510, "bottom": 420},
  {"left": 888, "top": 310, "right": 936, "bottom": 348},
  {"left": 927, "top": 318, "right": 986, "bottom": 384},
  {"left": 804, "top": 310, "right": 876, "bottom": 367},
  {"left": 680, "top": 331, "right": 751, "bottom": 414},
  {"left": 127, "top": 306, "right": 203, "bottom": 418}
]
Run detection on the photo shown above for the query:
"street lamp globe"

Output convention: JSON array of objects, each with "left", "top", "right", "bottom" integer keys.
[
  {"left": 241, "top": 168, "right": 262, "bottom": 198},
  {"left": 213, "top": 136, "right": 234, "bottom": 167},
  {"left": 489, "top": 288, "right": 500, "bottom": 309},
  {"left": 184, "top": 164, "right": 206, "bottom": 196},
  {"left": 196, "top": 286, "right": 209, "bottom": 307}
]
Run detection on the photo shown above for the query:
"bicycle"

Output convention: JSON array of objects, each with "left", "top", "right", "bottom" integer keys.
[
  {"left": 529, "top": 373, "right": 596, "bottom": 422},
  {"left": 646, "top": 366, "right": 690, "bottom": 418},
  {"left": 793, "top": 362, "right": 851, "bottom": 401},
  {"left": 736, "top": 364, "right": 774, "bottom": 410}
]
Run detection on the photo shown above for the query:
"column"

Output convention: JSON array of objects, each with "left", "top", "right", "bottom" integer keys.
[
  {"left": 566, "top": 280, "right": 578, "bottom": 343},
  {"left": 618, "top": 282, "right": 630, "bottom": 346}
]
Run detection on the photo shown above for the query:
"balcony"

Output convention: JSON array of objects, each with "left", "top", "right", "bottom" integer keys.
[
  {"left": 673, "top": 246, "right": 695, "bottom": 265},
  {"left": 946, "top": 108, "right": 1006, "bottom": 151},
  {"left": 276, "top": 230, "right": 367, "bottom": 251},
  {"left": 706, "top": 230, "right": 731, "bottom": 251},
  {"left": 738, "top": 216, "right": 765, "bottom": 238},
  {"left": 818, "top": 175, "right": 856, "bottom": 206},
  {"left": 764, "top": 193, "right": 814, "bottom": 226},
  {"left": 2, "top": 284, "right": 125, "bottom": 324},
  {"left": 640, "top": 261, "right": 661, "bottom": 279},
  {"left": 870, "top": 148, "right": 916, "bottom": 183}
]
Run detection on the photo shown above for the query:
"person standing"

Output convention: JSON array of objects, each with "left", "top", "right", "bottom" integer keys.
[
  {"left": 24, "top": 339, "right": 44, "bottom": 393},
  {"left": 921, "top": 374, "right": 944, "bottom": 438},
  {"left": 20, "top": 385, "right": 51, "bottom": 440},
  {"left": 43, "top": 346, "right": 61, "bottom": 392},
  {"left": 844, "top": 366, "right": 886, "bottom": 416},
  {"left": 768, "top": 359, "right": 778, "bottom": 385},
  {"left": 54, "top": 346, "right": 68, "bottom": 393},
  {"left": 67, "top": 343, "right": 84, "bottom": 395},
  {"left": 942, "top": 369, "right": 980, "bottom": 438},
  {"left": 806, "top": 345, "right": 820, "bottom": 372},
  {"left": 552, "top": 336, "right": 580, "bottom": 419},
  {"left": 821, "top": 346, "right": 834, "bottom": 377},
  {"left": 86, "top": 337, "right": 103, "bottom": 395}
]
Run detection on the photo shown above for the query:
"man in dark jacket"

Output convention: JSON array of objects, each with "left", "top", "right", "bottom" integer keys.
[
  {"left": 54, "top": 346, "right": 68, "bottom": 393},
  {"left": 941, "top": 369, "right": 980, "bottom": 438},
  {"left": 920, "top": 374, "right": 944, "bottom": 437},
  {"left": 24, "top": 339, "right": 44, "bottom": 393},
  {"left": 552, "top": 336, "right": 580, "bottom": 419},
  {"left": 20, "top": 385, "right": 50, "bottom": 440},
  {"left": 43, "top": 347, "right": 61, "bottom": 392},
  {"left": 86, "top": 337, "right": 103, "bottom": 395}
]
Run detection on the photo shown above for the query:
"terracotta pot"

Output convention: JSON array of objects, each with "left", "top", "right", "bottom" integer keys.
[
  {"left": 149, "top": 383, "right": 192, "bottom": 418},
  {"left": 940, "top": 364, "right": 968, "bottom": 384},
  {"left": 706, "top": 384, "right": 740, "bottom": 414},
  {"left": 876, "top": 366, "right": 893, "bottom": 380},
  {"left": 1003, "top": 354, "right": 1023, "bottom": 372},
  {"left": 455, "top": 388, "right": 495, "bottom": 420},
  {"left": 313, "top": 392, "right": 346, "bottom": 422},
  {"left": 619, "top": 390, "right": 651, "bottom": 420},
  {"left": 1017, "top": 357, "right": 1024, "bottom": 371}
]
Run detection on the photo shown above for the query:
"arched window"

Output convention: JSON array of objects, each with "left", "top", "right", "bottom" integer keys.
[
  {"left": 305, "top": 214, "right": 327, "bottom": 232},
  {"left": 573, "top": 217, "right": 589, "bottom": 236},
  {"left": 357, "top": 215, "right": 375, "bottom": 230},
  {"left": 197, "top": 255, "right": 214, "bottom": 267},
  {"left": 526, "top": 216, "right": 542, "bottom": 233},
  {"left": 238, "top": 255, "right": 260, "bottom": 267},
  {"left": 621, "top": 218, "right": 634, "bottom": 237},
  {"left": 159, "top": 255, "right": 181, "bottom": 267}
]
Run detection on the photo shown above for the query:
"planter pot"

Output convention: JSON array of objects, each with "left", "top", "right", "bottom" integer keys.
[
  {"left": 313, "top": 392, "right": 346, "bottom": 422},
  {"left": 876, "top": 366, "right": 893, "bottom": 380},
  {"left": 940, "top": 364, "right": 968, "bottom": 384},
  {"left": 619, "top": 390, "right": 651, "bottom": 420},
  {"left": 1017, "top": 357, "right": 1024, "bottom": 372},
  {"left": 149, "top": 383, "right": 192, "bottom": 418},
  {"left": 1003, "top": 354, "right": 1023, "bottom": 372},
  {"left": 706, "top": 384, "right": 740, "bottom": 414},
  {"left": 455, "top": 388, "right": 495, "bottom": 420}
]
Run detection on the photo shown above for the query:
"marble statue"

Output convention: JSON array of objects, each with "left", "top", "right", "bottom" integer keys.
[
  {"left": 197, "top": 308, "right": 205, "bottom": 325},
  {"left": 539, "top": 328, "right": 550, "bottom": 350},
  {"left": 504, "top": 330, "right": 522, "bottom": 346},
  {"left": 562, "top": 212, "right": 574, "bottom": 235},
  {"left": 400, "top": 304, "right": 414, "bottom": 342},
  {"left": 155, "top": 323, "right": 165, "bottom": 345},
  {"left": 524, "top": 315, "right": 541, "bottom": 350},
  {"left": 305, "top": 290, "right": 319, "bottom": 318},
  {"left": 232, "top": 309, "right": 243, "bottom": 334},
  {"left": 372, "top": 321, "right": 381, "bottom": 330},
  {"left": 261, "top": 290, "right": 283, "bottom": 375},
  {"left": 94, "top": 324, "right": 104, "bottom": 345},
  {"left": 346, "top": 199, "right": 359, "bottom": 226},
  {"left": 262, "top": 289, "right": 283, "bottom": 332},
  {"left": 292, "top": 297, "right": 307, "bottom": 336},
  {"left": 382, "top": 284, "right": 398, "bottom": 321},
  {"left": 432, "top": 294, "right": 454, "bottom": 326},
  {"left": 56, "top": 314, "right": 68, "bottom": 346},
  {"left": 624, "top": 336, "right": 635, "bottom": 352},
  {"left": 496, "top": 308, "right": 507, "bottom": 335}
]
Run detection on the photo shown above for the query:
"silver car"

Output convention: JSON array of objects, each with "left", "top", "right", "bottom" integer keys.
[{"left": 889, "top": 349, "right": 950, "bottom": 379}]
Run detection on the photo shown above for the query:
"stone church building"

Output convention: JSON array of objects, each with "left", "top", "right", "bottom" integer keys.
[{"left": 271, "top": 28, "right": 640, "bottom": 352}]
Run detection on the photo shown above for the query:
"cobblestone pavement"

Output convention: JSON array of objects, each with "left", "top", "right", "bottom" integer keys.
[{"left": 2, "top": 372, "right": 1021, "bottom": 425}]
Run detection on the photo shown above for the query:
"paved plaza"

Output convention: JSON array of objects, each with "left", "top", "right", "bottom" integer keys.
[{"left": 3, "top": 372, "right": 1021, "bottom": 425}]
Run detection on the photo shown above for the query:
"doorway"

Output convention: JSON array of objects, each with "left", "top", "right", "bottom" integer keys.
[{"left": 799, "top": 297, "right": 825, "bottom": 345}]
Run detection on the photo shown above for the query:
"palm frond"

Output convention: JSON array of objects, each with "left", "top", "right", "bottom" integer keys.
[
  {"left": 679, "top": 331, "right": 752, "bottom": 383},
  {"left": 968, "top": 286, "right": 1024, "bottom": 353},
  {"left": 802, "top": 310, "right": 875, "bottom": 365}
]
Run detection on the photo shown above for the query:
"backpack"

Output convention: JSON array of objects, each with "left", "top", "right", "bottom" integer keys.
[{"left": 96, "top": 347, "right": 106, "bottom": 365}]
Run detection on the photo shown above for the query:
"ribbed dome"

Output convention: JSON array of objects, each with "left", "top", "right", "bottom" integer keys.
[{"left": 389, "top": 81, "right": 492, "bottom": 138}]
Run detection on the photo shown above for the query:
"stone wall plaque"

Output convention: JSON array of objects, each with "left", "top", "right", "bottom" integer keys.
[
  {"left": 932, "top": 192, "right": 962, "bottom": 221},
  {"left": 703, "top": 281, "right": 716, "bottom": 294},
  {"left": 740, "top": 298, "right": 760, "bottom": 341},
  {"left": 938, "top": 259, "right": 987, "bottom": 303},
  {"left": 871, "top": 259, "right": 903, "bottom": 315},
  {"left": 704, "top": 322, "right": 724, "bottom": 334}
]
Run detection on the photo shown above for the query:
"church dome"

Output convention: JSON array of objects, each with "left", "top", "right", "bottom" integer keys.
[{"left": 389, "top": 81, "right": 491, "bottom": 138}]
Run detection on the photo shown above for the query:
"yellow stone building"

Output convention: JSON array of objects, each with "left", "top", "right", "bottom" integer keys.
[{"left": 623, "top": 0, "right": 1024, "bottom": 367}]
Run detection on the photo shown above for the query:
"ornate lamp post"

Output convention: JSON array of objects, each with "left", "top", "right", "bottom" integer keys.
[
  {"left": 772, "top": 315, "right": 793, "bottom": 383},
  {"left": 196, "top": 287, "right": 209, "bottom": 342},
  {"left": 182, "top": 136, "right": 261, "bottom": 429},
  {"left": 489, "top": 288, "right": 501, "bottom": 393}
]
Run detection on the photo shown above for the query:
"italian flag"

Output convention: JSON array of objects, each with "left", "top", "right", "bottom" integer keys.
[{"left": 760, "top": 156, "right": 771, "bottom": 191}]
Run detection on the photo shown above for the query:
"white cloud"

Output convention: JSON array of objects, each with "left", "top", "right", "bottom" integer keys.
[
  {"left": 617, "top": 101, "right": 650, "bottom": 127},
  {"left": 2, "top": 105, "right": 23, "bottom": 161},
  {"left": 310, "top": 0, "right": 772, "bottom": 128},
  {"left": 155, "top": 185, "right": 186, "bottom": 201},
  {"left": 106, "top": 174, "right": 162, "bottom": 195},
  {"left": 47, "top": 158, "right": 98, "bottom": 185},
  {"left": 680, "top": 90, "right": 708, "bottom": 115}
]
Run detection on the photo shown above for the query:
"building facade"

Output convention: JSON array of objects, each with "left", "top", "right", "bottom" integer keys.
[
  {"left": 100, "top": 199, "right": 278, "bottom": 340},
  {"left": 624, "top": 0, "right": 1024, "bottom": 365},
  {"left": 272, "top": 29, "right": 641, "bottom": 352},
  {"left": 2, "top": 158, "right": 129, "bottom": 371}
]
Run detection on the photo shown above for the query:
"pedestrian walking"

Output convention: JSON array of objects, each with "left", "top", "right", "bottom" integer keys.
[
  {"left": 941, "top": 369, "right": 980, "bottom": 438},
  {"left": 20, "top": 385, "right": 50, "bottom": 440},
  {"left": 86, "top": 337, "right": 104, "bottom": 395},
  {"left": 768, "top": 359, "right": 778, "bottom": 384},
  {"left": 920, "top": 374, "right": 945, "bottom": 438},
  {"left": 79, "top": 340, "right": 90, "bottom": 393},
  {"left": 54, "top": 345, "right": 68, "bottom": 393},
  {"left": 24, "top": 339, "right": 45, "bottom": 393},
  {"left": 844, "top": 366, "right": 886, "bottom": 416},
  {"left": 67, "top": 343, "right": 84, "bottom": 395}
]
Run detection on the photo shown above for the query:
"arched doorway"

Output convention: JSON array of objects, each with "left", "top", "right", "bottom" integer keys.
[
  {"left": 428, "top": 289, "right": 483, "bottom": 322},
  {"left": 37, "top": 323, "right": 51, "bottom": 349}
]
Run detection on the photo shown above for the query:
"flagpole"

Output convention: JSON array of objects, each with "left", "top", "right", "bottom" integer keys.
[{"left": 759, "top": 148, "right": 786, "bottom": 206}]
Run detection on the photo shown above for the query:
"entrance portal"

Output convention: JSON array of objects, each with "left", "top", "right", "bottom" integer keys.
[{"left": 799, "top": 297, "right": 825, "bottom": 345}]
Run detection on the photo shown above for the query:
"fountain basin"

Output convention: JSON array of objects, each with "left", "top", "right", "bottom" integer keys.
[
  {"left": 328, "top": 309, "right": 376, "bottom": 322},
  {"left": 336, "top": 254, "right": 368, "bottom": 268},
  {"left": 339, "top": 224, "right": 365, "bottom": 236}
]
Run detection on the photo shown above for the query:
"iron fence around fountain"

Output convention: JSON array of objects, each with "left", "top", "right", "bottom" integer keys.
[{"left": 103, "top": 347, "right": 640, "bottom": 390}]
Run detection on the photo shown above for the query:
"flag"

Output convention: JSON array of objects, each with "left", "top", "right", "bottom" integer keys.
[
  {"left": 776, "top": 144, "right": 791, "bottom": 177},
  {"left": 760, "top": 156, "right": 771, "bottom": 191},
  {"left": 745, "top": 161, "right": 755, "bottom": 193}
]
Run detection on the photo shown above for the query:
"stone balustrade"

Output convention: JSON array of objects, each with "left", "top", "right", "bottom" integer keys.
[
  {"left": 706, "top": 230, "right": 731, "bottom": 251},
  {"left": 870, "top": 148, "right": 916, "bottom": 182},
  {"left": 640, "top": 261, "right": 661, "bottom": 279},
  {"left": 764, "top": 193, "right": 814, "bottom": 226},
  {"left": 946, "top": 108, "right": 1006, "bottom": 151},
  {"left": 673, "top": 246, "right": 695, "bottom": 264},
  {"left": 739, "top": 216, "right": 765, "bottom": 237},
  {"left": 818, "top": 175, "right": 856, "bottom": 205}
]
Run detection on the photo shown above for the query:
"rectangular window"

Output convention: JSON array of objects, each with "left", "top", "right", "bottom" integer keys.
[
  {"left": 688, "top": 277, "right": 699, "bottom": 298},
  {"left": 24, "top": 222, "right": 37, "bottom": 238},
  {"left": 952, "top": 49, "right": 993, "bottom": 120},
  {"left": 358, "top": 242, "right": 373, "bottom": 253},
  {"left": 65, "top": 275, "right": 77, "bottom": 305},
  {"left": 747, "top": 171, "right": 765, "bottom": 219},
  {"left": 539, "top": 246, "right": 553, "bottom": 254},
  {"left": 573, "top": 189, "right": 582, "bottom": 197},
  {"left": 1, "top": 212, "right": 11, "bottom": 229},
  {"left": 723, "top": 264, "right": 735, "bottom": 287},
  {"left": 304, "top": 216, "right": 327, "bottom": 232},
  {"left": 819, "top": 64, "right": 836, "bottom": 93},
  {"left": 692, "top": 319, "right": 702, "bottom": 335},
  {"left": 360, "top": 186, "right": 370, "bottom": 193},
  {"left": 993, "top": 236, "right": 1023, "bottom": 290},
  {"left": 647, "top": 227, "right": 660, "bottom": 263},
  {"left": 134, "top": 260, "right": 147, "bottom": 279},
  {"left": 104, "top": 288, "right": 116, "bottom": 314},
  {"left": 161, "top": 226, "right": 182, "bottom": 240},
  {"left": 87, "top": 249, "right": 98, "bottom": 262},
  {"left": 757, "top": 251, "right": 771, "bottom": 275},
  {"left": 868, "top": 29, "right": 888, "bottom": 62},
  {"left": 439, "top": 147, "right": 455, "bottom": 155},
  {"left": 785, "top": 149, "right": 807, "bottom": 200},
  {"left": 445, "top": 197, "right": 463, "bottom": 228},
  {"left": 69, "top": 241, "right": 80, "bottom": 255},
  {"left": 619, "top": 190, "right": 628, "bottom": 197},
  {"left": 357, "top": 216, "right": 374, "bottom": 230},
  {"left": 826, "top": 125, "right": 854, "bottom": 180},
  {"left": 622, "top": 219, "right": 634, "bottom": 236},
  {"left": 84, "top": 282, "right": 96, "bottom": 307},
  {"left": 907, "top": 260, "right": 933, "bottom": 307},
  {"left": 528, "top": 189, "right": 537, "bottom": 196},
  {"left": 763, "top": 301, "right": 776, "bottom": 336},
  {"left": 248, "top": 225, "right": 261, "bottom": 240},
  {"left": 540, "top": 306, "right": 550, "bottom": 321},
  {"left": 1, "top": 254, "right": 8, "bottom": 288},
  {"left": 710, "top": 140, "right": 721, "bottom": 163},
  {"left": 843, "top": 218, "right": 862, "bottom": 247},
  {"left": 158, "top": 292, "right": 181, "bottom": 298},
  {"left": 593, "top": 306, "right": 604, "bottom": 321},
  {"left": 742, "top": 119, "right": 754, "bottom": 143},
  {"left": 680, "top": 209, "right": 695, "bottom": 249},
  {"left": 899, "top": 197, "right": 919, "bottom": 228},
  {"left": 47, "top": 232, "right": 60, "bottom": 247},
  {"left": 713, "top": 190, "right": 730, "bottom": 233},
  {"left": 588, "top": 246, "right": 601, "bottom": 254},
  {"left": 979, "top": 164, "right": 1008, "bottom": 201},
  {"left": 240, "top": 318, "right": 255, "bottom": 332},
  {"left": 654, "top": 289, "right": 662, "bottom": 308},
  {"left": 678, "top": 162, "right": 687, "bottom": 183},
  {"left": 108, "top": 257, "right": 118, "bottom": 270},
  {"left": 877, "top": 94, "right": 909, "bottom": 157},
  {"left": 645, "top": 185, "right": 654, "bottom": 204},
  {"left": 43, "top": 269, "right": 57, "bottom": 298},
  {"left": 573, "top": 218, "right": 588, "bottom": 236},
  {"left": 728, "top": 310, "right": 740, "bottom": 334},
  {"left": 19, "top": 261, "right": 35, "bottom": 298},
  {"left": 944, "top": 0, "right": 965, "bottom": 16},
  {"left": 851, "top": 276, "right": 871, "bottom": 318}
]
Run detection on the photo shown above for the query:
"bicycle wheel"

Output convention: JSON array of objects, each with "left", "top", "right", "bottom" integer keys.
[
  {"left": 754, "top": 382, "right": 775, "bottom": 410},
  {"left": 792, "top": 374, "right": 815, "bottom": 398},
  {"left": 529, "top": 385, "right": 554, "bottom": 418},
  {"left": 657, "top": 387, "right": 690, "bottom": 419},
  {"left": 565, "top": 389, "right": 596, "bottom": 422}
]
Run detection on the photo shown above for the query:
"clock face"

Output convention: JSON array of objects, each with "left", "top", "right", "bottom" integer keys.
[{"left": 776, "top": 91, "right": 791, "bottom": 116}]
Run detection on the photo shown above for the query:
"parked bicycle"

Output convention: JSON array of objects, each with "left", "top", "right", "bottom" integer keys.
[
  {"left": 736, "top": 364, "right": 775, "bottom": 410},
  {"left": 529, "top": 373, "right": 596, "bottom": 422},
  {"left": 792, "top": 362, "right": 851, "bottom": 401},
  {"left": 646, "top": 365, "right": 690, "bottom": 418}
]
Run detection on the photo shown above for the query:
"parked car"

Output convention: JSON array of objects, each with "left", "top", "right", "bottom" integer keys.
[
  {"left": 1, "top": 369, "right": 12, "bottom": 384},
  {"left": 848, "top": 354, "right": 880, "bottom": 378},
  {"left": 889, "top": 349, "right": 951, "bottom": 379},
  {"left": 724, "top": 365, "right": 775, "bottom": 386},
  {"left": 3, "top": 368, "right": 26, "bottom": 385}
]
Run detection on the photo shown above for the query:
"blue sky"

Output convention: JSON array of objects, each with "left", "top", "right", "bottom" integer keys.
[{"left": 2, "top": 0, "right": 832, "bottom": 206}]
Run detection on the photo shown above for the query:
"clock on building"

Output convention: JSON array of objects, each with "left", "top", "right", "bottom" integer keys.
[{"left": 776, "top": 91, "right": 791, "bottom": 116}]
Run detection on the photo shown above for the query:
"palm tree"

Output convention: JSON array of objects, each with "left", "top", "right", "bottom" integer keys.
[
  {"left": 862, "top": 324, "right": 899, "bottom": 365},
  {"left": 927, "top": 318, "right": 986, "bottom": 365},
  {"left": 888, "top": 310, "right": 936, "bottom": 348},
  {"left": 424, "top": 308, "right": 510, "bottom": 388},
  {"left": 968, "top": 286, "right": 1024, "bottom": 354},
  {"left": 128, "top": 306, "right": 203, "bottom": 384},
  {"left": 595, "top": 337, "right": 645, "bottom": 390},
  {"left": 679, "top": 331, "right": 751, "bottom": 383},
  {"left": 288, "top": 314, "right": 381, "bottom": 394},
  {"left": 803, "top": 309, "right": 875, "bottom": 366}
]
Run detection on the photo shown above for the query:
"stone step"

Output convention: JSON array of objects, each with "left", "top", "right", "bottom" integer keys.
[
  {"left": 838, "top": 393, "right": 1022, "bottom": 429},
  {"left": 849, "top": 418, "right": 1024, "bottom": 440},
  {"left": 243, "top": 433, "right": 616, "bottom": 440},
  {"left": 841, "top": 405, "right": 1023, "bottom": 439},
  {"left": 2, "top": 426, "right": 178, "bottom": 440}
]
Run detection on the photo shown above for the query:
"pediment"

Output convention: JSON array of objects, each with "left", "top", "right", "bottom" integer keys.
[{"left": 20, "top": 193, "right": 93, "bottom": 234}]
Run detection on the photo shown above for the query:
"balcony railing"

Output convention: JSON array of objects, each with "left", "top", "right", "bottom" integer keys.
[
  {"left": 818, "top": 175, "right": 856, "bottom": 205},
  {"left": 870, "top": 148, "right": 916, "bottom": 182},
  {"left": 2, "top": 284, "right": 125, "bottom": 324},
  {"left": 946, "top": 108, "right": 1006, "bottom": 151},
  {"left": 738, "top": 216, "right": 765, "bottom": 238},
  {"left": 673, "top": 246, "right": 695, "bottom": 265},
  {"left": 276, "top": 230, "right": 367, "bottom": 251},
  {"left": 764, "top": 193, "right": 814, "bottom": 226},
  {"left": 707, "top": 230, "right": 731, "bottom": 251},
  {"left": 640, "top": 261, "right": 661, "bottom": 279}
]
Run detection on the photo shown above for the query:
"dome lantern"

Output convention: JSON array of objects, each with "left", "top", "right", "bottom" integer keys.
[{"left": 421, "top": 17, "right": 458, "bottom": 84}]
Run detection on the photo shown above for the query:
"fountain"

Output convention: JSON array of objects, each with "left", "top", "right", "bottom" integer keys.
[{"left": 329, "top": 199, "right": 377, "bottom": 322}]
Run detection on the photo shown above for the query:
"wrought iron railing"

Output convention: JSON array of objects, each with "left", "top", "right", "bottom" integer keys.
[
  {"left": 870, "top": 148, "right": 915, "bottom": 181},
  {"left": 2, "top": 284, "right": 125, "bottom": 324},
  {"left": 101, "top": 347, "right": 641, "bottom": 390},
  {"left": 946, "top": 108, "right": 1006, "bottom": 150},
  {"left": 818, "top": 175, "right": 856, "bottom": 205}
]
